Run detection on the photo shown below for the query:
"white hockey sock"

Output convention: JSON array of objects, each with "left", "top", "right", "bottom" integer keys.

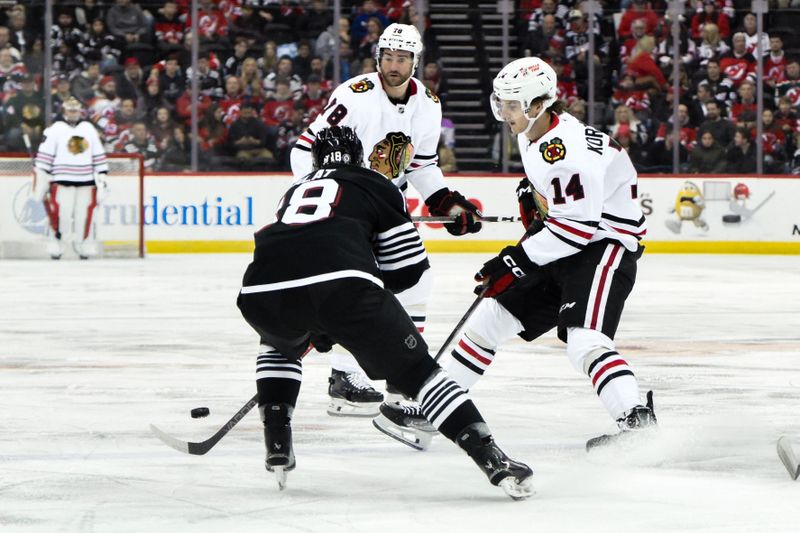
[
  {"left": 585, "top": 349, "right": 641, "bottom": 420},
  {"left": 256, "top": 344, "right": 302, "bottom": 383},
  {"left": 440, "top": 332, "right": 496, "bottom": 390},
  {"left": 330, "top": 351, "right": 361, "bottom": 373}
]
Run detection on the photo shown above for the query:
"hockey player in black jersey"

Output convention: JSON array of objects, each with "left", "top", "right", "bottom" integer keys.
[{"left": 236, "top": 126, "right": 533, "bottom": 499}]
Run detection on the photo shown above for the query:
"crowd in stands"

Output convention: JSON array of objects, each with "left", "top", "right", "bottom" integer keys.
[
  {"left": 1, "top": 0, "right": 798, "bottom": 174},
  {"left": 517, "top": 0, "right": 800, "bottom": 174},
  {"left": 0, "top": 0, "right": 450, "bottom": 172}
]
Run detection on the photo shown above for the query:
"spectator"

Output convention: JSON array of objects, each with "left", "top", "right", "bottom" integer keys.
[
  {"left": 261, "top": 77, "right": 295, "bottom": 127},
  {"left": 219, "top": 75, "right": 244, "bottom": 126},
  {"left": 648, "top": 131, "right": 689, "bottom": 171},
  {"left": 688, "top": 131, "right": 727, "bottom": 173},
  {"left": 399, "top": 5, "right": 440, "bottom": 61},
  {"left": 611, "top": 72, "right": 651, "bottom": 120},
  {"left": 308, "top": 56, "right": 333, "bottom": 92},
  {"left": 74, "top": 0, "right": 108, "bottom": 28},
  {"left": 567, "top": 98, "right": 587, "bottom": 122},
  {"left": 23, "top": 37, "right": 45, "bottom": 77},
  {"left": 300, "top": 74, "right": 329, "bottom": 122},
  {"left": 239, "top": 57, "right": 265, "bottom": 102},
  {"left": 719, "top": 32, "right": 756, "bottom": 88},
  {"left": 698, "top": 99, "right": 736, "bottom": 148},
  {"left": 157, "top": 54, "right": 186, "bottom": 105},
  {"left": 607, "top": 104, "right": 649, "bottom": 147},
  {"left": 763, "top": 35, "right": 787, "bottom": 90},
  {"left": 158, "top": 125, "right": 191, "bottom": 171},
  {"left": 564, "top": 9, "right": 607, "bottom": 99},
  {"left": 523, "top": 14, "right": 563, "bottom": 58},
  {"left": 274, "top": 100, "right": 306, "bottom": 167},
  {"left": 696, "top": 59, "right": 736, "bottom": 110},
  {"left": 729, "top": 80, "right": 758, "bottom": 130},
  {"left": 294, "top": 40, "right": 313, "bottom": 81},
  {"left": 725, "top": 127, "right": 756, "bottom": 173},
  {"left": 761, "top": 108, "right": 788, "bottom": 173},
  {"left": 528, "top": 0, "right": 569, "bottom": 33},
  {"left": 52, "top": 42, "right": 85, "bottom": 80},
  {"left": 691, "top": 0, "right": 730, "bottom": 41},
  {"left": 122, "top": 121, "right": 161, "bottom": 170},
  {"left": 150, "top": 106, "right": 178, "bottom": 151},
  {"left": 618, "top": 0, "right": 661, "bottom": 40},
  {"left": 102, "top": 97, "right": 142, "bottom": 150},
  {"left": 654, "top": 103, "right": 697, "bottom": 153},
  {"left": 186, "top": 52, "right": 224, "bottom": 100},
  {"left": 740, "top": 12, "right": 769, "bottom": 57},
  {"left": 422, "top": 61, "right": 448, "bottom": 105},
  {"left": 4, "top": 73, "right": 44, "bottom": 150},
  {"left": 229, "top": 2, "right": 263, "bottom": 43},
  {"left": 298, "top": 0, "right": 333, "bottom": 40},
  {"left": 52, "top": 75, "right": 74, "bottom": 120},
  {"left": 0, "top": 26, "right": 21, "bottom": 61},
  {"left": 776, "top": 58, "right": 800, "bottom": 109},
  {"left": 358, "top": 57, "right": 377, "bottom": 75},
  {"left": 81, "top": 18, "right": 125, "bottom": 71},
  {"left": 688, "top": 81, "right": 715, "bottom": 125},
  {"left": 656, "top": 13, "right": 697, "bottom": 72},
  {"left": 695, "top": 23, "right": 730, "bottom": 69},
  {"left": 116, "top": 57, "right": 145, "bottom": 102},
  {"left": 0, "top": 47, "right": 26, "bottom": 97},
  {"left": 625, "top": 35, "right": 668, "bottom": 91},
  {"left": 258, "top": 41, "right": 279, "bottom": 77},
  {"left": 550, "top": 55, "right": 578, "bottom": 106},
  {"left": 8, "top": 8, "right": 38, "bottom": 56},
  {"left": 154, "top": 1, "right": 185, "bottom": 52},
  {"left": 225, "top": 37, "right": 250, "bottom": 78},
  {"left": 263, "top": 56, "right": 302, "bottom": 100},
  {"left": 316, "top": 17, "right": 350, "bottom": 66},
  {"left": 71, "top": 61, "right": 102, "bottom": 105},
  {"left": 228, "top": 101, "right": 275, "bottom": 165},
  {"left": 352, "top": 1, "right": 389, "bottom": 44},
  {"left": 612, "top": 124, "right": 647, "bottom": 168},
  {"left": 198, "top": 103, "right": 228, "bottom": 156},
  {"left": 141, "top": 77, "right": 168, "bottom": 118},
  {"left": 620, "top": 19, "right": 648, "bottom": 65},
  {"left": 106, "top": 0, "right": 150, "bottom": 45},
  {"left": 88, "top": 76, "right": 121, "bottom": 123},
  {"left": 774, "top": 96, "right": 800, "bottom": 140},
  {"left": 185, "top": 0, "right": 228, "bottom": 43},
  {"left": 52, "top": 8, "right": 84, "bottom": 50},
  {"left": 357, "top": 17, "right": 384, "bottom": 61}
]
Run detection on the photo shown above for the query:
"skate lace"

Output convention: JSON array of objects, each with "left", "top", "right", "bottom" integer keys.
[
  {"left": 398, "top": 403, "right": 424, "bottom": 416},
  {"left": 345, "top": 371, "right": 376, "bottom": 391}
]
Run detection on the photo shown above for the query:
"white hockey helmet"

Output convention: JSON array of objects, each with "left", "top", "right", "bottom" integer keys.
[
  {"left": 376, "top": 23, "right": 424, "bottom": 69},
  {"left": 490, "top": 57, "right": 558, "bottom": 127}
]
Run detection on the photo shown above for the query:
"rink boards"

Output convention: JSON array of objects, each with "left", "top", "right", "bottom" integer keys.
[{"left": 1, "top": 172, "right": 798, "bottom": 254}]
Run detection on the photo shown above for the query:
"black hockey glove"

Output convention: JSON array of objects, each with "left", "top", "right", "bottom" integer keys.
[
  {"left": 309, "top": 333, "right": 334, "bottom": 353},
  {"left": 425, "top": 188, "right": 482, "bottom": 236},
  {"left": 516, "top": 178, "right": 541, "bottom": 231},
  {"left": 474, "top": 245, "right": 537, "bottom": 297}
]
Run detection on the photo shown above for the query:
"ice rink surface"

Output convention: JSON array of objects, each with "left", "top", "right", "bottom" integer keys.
[{"left": 2, "top": 252, "right": 800, "bottom": 532}]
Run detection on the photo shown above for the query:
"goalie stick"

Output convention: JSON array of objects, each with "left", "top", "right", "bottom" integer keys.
[
  {"left": 150, "top": 393, "right": 258, "bottom": 455},
  {"left": 777, "top": 436, "right": 800, "bottom": 480},
  {"left": 412, "top": 215, "right": 521, "bottom": 223}
]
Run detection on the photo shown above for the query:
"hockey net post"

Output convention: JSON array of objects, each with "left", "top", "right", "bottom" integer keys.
[{"left": 0, "top": 152, "right": 145, "bottom": 259}]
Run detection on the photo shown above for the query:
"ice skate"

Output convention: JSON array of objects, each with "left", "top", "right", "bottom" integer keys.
[
  {"left": 586, "top": 391, "right": 658, "bottom": 451},
  {"left": 777, "top": 436, "right": 800, "bottom": 480},
  {"left": 372, "top": 401, "right": 437, "bottom": 451},
  {"left": 74, "top": 240, "right": 98, "bottom": 260},
  {"left": 457, "top": 422, "right": 534, "bottom": 500},
  {"left": 327, "top": 369, "right": 383, "bottom": 417},
  {"left": 47, "top": 234, "right": 63, "bottom": 260},
  {"left": 261, "top": 403, "right": 295, "bottom": 490}
]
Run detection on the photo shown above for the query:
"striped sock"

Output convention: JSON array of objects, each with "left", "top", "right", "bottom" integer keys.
[
  {"left": 256, "top": 345, "right": 302, "bottom": 407},
  {"left": 418, "top": 370, "right": 483, "bottom": 441},
  {"left": 586, "top": 350, "right": 640, "bottom": 419},
  {"left": 441, "top": 333, "right": 496, "bottom": 389}
]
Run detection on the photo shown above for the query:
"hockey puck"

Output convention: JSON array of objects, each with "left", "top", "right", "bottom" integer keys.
[
  {"left": 190, "top": 407, "right": 210, "bottom": 418},
  {"left": 722, "top": 214, "right": 742, "bottom": 223}
]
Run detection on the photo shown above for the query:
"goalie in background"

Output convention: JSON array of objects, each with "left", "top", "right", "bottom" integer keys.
[
  {"left": 34, "top": 97, "right": 109, "bottom": 260},
  {"left": 664, "top": 180, "right": 708, "bottom": 234},
  {"left": 236, "top": 126, "right": 533, "bottom": 499}
]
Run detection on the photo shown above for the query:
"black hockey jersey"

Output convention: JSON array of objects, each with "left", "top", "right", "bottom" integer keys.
[{"left": 242, "top": 164, "right": 429, "bottom": 295}]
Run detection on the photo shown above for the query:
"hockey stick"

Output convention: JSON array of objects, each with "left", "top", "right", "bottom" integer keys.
[
  {"left": 777, "top": 436, "right": 800, "bottom": 480},
  {"left": 149, "top": 393, "right": 258, "bottom": 455},
  {"left": 412, "top": 215, "right": 521, "bottom": 223}
]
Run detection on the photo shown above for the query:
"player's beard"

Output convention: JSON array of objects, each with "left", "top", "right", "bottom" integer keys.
[{"left": 381, "top": 68, "right": 412, "bottom": 88}]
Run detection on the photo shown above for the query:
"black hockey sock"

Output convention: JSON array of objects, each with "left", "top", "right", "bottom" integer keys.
[
  {"left": 257, "top": 378, "right": 301, "bottom": 408},
  {"left": 436, "top": 402, "right": 486, "bottom": 442}
]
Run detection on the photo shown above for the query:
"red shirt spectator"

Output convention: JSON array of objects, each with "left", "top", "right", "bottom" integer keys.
[
  {"left": 185, "top": 0, "right": 229, "bottom": 40},
  {"left": 691, "top": 1, "right": 730, "bottom": 41},
  {"left": 618, "top": 0, "right": 661, "bottom": 40}
]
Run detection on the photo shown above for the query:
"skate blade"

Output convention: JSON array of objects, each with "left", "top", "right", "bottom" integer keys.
[
  {"left": 498, "top": 476, "right": 535, "bottom": 501},
  {"left": 274, "top": 466, "right": 288, "bottom": 490},
  {"left": 586, "top": 426, "right": 657, "bottom": 452},
  {"left": 327, "top": 398, "right": 380, "bottom": 417},
  {"left": 372, "top": 415, "right": 434, "bottom": 451},
  {"left": 777, "top": 436, "right": 800, "bottom": 480}
]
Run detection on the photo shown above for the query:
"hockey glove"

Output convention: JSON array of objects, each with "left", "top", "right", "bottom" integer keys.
[
  {"left": 94, "top": 171, "right": 110, "bottom": 203},
  {"left": 33, "top": 167, "right": 51, "bottom": 202},
  {"left": 516, "top": 178, "right": 541, "bottom": 231},
  {"left": 474, "top": 245, "right": 537, "bottom": 297},
  {"left": 425, "top": 188, "right": 483, "bottom": 236}
]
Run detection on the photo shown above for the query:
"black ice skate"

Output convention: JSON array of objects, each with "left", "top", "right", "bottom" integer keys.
[
  {"left": 586, "top": 390, "right": 658, "bottom": 451},
  {"left": 327, "top": 369, "right": 383, "bottom": 417},
  {"left": 372, "top": 401, "right": 438, "bottom": 451},
  {"left": 260, "top": 403, "right": 295, "bottom": 490},
  {"left": 456, "top": 422, "right": 534, "bottom": 500}
]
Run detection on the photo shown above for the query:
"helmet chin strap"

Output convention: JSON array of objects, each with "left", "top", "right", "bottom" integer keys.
[{"left": 521, "top": 103, "right": 547, "bottom": 136}]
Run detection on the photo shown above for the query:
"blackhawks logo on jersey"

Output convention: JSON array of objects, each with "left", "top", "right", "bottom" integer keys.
[
  {"left": 425, "top": 87, "right": 440, "bottom": 103},
  {"left": 68, "top": 135, "right": 89, "bottom": 155},
  {"left": 368, "top": 131, "right": 413, "bottom": 180},
  {"left": 349, "top": 78, "right": 375, "bottom": 93},
  {"left": 539, "top": 137, "right": 566, "bottom": 165}
]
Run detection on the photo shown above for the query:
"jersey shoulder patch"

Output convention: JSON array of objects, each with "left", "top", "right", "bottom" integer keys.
[
  {"left": 424, "top": 87, "right": 440, "bottom": 103},
  {"left": 539, "top": 136, "right": 566, "bottom": 165},
  {"left": 349, "top": 78, "right": 375, "bottom": 93}
]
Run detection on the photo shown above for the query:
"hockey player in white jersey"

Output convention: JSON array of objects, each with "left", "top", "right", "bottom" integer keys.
[
  {"left": 290, "top": 23, "right": 483, "bottom": 417},
  {"left": 34, "top": 97, "right": 109, "bottom": 260},
  {"left": 377, "top": 56, "right": 657, "bottom": 451}
]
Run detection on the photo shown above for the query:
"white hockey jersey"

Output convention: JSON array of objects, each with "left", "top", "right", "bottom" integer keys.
[
  {"left": 35, "top": 120, "right": 109, "bottom": 183},
  {"left": 518, "top": 112, "right": 646, "bottom": 266},
  {"left": 290, "top": 72, "right": 447, "bottom": 200}
]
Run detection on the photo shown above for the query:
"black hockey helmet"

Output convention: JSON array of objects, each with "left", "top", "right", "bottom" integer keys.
[{"left": 311, "top": 126, "right": 364, "bottom": 169}]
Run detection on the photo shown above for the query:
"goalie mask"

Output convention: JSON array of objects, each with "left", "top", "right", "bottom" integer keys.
[
  {"left": 311, "top": 126, "right": 364, "bottom": 169},
  {"left": 490, "top": 57, "right": 557, "bottom": 135},
  {"left": 376, "top": 23, "right": 424, "bottom": 70},
  {"left": 63, "top": 96, "right": 83, "bottom": 126}
]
